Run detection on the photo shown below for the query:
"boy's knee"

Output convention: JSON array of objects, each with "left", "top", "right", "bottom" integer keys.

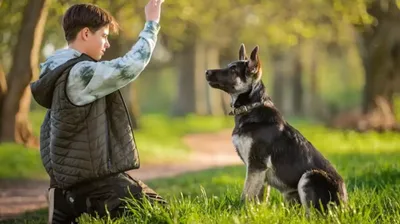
[{"left": 124, "top": 174, "right": 167, "bottom": 205}]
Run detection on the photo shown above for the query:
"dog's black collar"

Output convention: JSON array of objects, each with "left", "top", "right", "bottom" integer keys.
[{"left": 229, "top": 101, "right": 267, "bottom": 116}]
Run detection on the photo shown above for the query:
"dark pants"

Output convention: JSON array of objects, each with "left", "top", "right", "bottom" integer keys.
[{"left": 47, "top": 173, "right": 166, "bottom": 224}]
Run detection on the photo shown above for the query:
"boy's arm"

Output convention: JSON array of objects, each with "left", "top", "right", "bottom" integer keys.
[{"left": 66, "top": 21, "right": 159, "bottom": 106}]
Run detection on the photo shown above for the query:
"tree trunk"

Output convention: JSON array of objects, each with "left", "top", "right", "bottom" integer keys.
[
  {"left": 309, "top": 47, "right": 319, "bottom": 118},
  {"left": 362, "top": 30, "right": 397, "bottom": 114},
  {"left": 193, "top": 40, "right": 208, "bottom": 115},
  {"left": 215, "top": 47, "right": 234, "bottom": 114},
  {"left": 357, "top": 0, "right": 400, "bottom": 131},
  {"left": 205, "top": 46, "right": 225, "bottom": 115},
  {"left": 0, "top": 0, "right": 49, "bottom": 146},
  {"left": 292, "top": 49, "right": 304, "bottom": 116},
  {"left": 0, "top": 63, "right": 6, "bottom": 120},
  {"left": 172, "top": 39, "right": 213, "bottom": 116},
  {"left": 171, "top": 44, "right": 196, "bottom": 116},
  {"left": 271, "top": 52, "right": 286, "bottom": 112}
]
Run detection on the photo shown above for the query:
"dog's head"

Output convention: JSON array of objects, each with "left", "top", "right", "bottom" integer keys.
[{"left": 205, "top": 44, "right": 262, "bottom": 95}]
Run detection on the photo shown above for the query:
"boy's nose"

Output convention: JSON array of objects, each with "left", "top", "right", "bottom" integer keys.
[{"left": 105, "top": 40, "right": 110, "bottom": 49}]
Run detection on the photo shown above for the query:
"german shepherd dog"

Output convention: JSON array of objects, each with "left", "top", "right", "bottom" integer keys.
[{"left": 205, "top": 44, "right": 348, "bottom": 213}]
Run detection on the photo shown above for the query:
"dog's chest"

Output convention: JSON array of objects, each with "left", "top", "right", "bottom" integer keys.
[{"left": 232, "top": 134, "right": 253, "bottom": 165}]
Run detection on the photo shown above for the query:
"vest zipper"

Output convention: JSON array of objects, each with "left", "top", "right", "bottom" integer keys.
[
  {"left": 105, "top": 109, "right": 112, "bottom": 170},
  {"left": 118, "top": 91, "right": 139, "bottom": 161}
]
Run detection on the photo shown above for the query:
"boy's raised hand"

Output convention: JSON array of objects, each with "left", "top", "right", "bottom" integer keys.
[{"left": 145, "top": 0, "right": 164, "bottom": 23}]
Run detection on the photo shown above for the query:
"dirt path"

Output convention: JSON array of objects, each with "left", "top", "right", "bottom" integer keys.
[{"left": 0, "top": 129, "right": 241, "bottom": 220}]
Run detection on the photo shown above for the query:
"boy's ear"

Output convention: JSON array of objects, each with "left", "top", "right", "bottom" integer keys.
[
  {"left": 248, "top": 46, "right": 260, "bottom": 73},
  {"left": 80, "top": 27, "right": 90, "bottom": 40},
  {"left": 239, "top": 43, "right": 248, "bottom": 60}
]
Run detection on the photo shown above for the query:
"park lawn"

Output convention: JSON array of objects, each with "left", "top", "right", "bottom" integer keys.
[
  {"left": 0, "top": 110, "right": 234, "bottom": 179},
  {"left": 3, "top": 122, "right": 400, "bottom": 224}
]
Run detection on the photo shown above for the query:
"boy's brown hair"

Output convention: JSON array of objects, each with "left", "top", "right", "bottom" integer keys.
[{"left": 62, "top": 3, "right": 119, "bottom": 43}]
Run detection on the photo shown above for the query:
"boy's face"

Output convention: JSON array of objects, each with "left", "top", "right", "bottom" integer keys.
[{"left": 82, "top": 25, "right": 110, "bottom": 60}]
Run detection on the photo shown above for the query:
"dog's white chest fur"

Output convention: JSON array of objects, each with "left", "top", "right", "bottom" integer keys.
[
  {"left": 232, "top": 134, "right": 253, "bottom": 165},
  {"left": 232, "top": 134, "right": 290, "bottom": 192}
]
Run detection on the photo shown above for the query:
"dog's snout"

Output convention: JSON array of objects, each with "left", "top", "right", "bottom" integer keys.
[{"left": 205, "top": 70, "right": 212, "bottom": 77}]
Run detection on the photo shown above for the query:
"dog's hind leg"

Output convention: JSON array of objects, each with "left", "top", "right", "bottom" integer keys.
[
  {"left": 253, "top": 184, "right": 271, "bottom": 203},
  {"left": 241, "top": 167, "right": 267, "bottom": 203},
  {"left": 264, "top": 185, "right": 271, "bottom": 203},
  {"left": 297, "top": 170, "right": 345, "bottom": 214}
]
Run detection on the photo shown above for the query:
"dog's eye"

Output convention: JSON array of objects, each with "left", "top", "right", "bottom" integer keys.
[{"left": 230, "top": 67, "right": 236, "bottom": 73}]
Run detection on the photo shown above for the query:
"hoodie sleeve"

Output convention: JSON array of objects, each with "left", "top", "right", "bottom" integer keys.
[{"left": 66, "top": 21, "right": 160, "bottom": 106}]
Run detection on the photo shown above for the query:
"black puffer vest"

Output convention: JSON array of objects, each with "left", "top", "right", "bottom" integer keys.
[{"left": 30, "top": 54, "right": 140, "bottom": 189}]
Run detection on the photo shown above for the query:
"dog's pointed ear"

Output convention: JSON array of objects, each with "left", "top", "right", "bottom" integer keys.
[
  {"left": 239, "top": 43, "right": 248, "bottom": 60},
  {"left": 248, "top": 46, "right": 260, "bottom": 73}
]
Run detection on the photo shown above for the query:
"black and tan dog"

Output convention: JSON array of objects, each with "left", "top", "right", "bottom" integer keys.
[{"left": 205, "top": 44, "right": 348, "bottom": 213}]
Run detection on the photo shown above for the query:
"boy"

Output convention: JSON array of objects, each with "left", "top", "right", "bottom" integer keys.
[{"left": 30, "top": 1, "right": 165, "bottom": 223}]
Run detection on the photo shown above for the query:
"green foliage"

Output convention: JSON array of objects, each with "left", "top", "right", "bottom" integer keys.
[
  {"left": 330, "top": 0, "right": 374, "bottom": 25},
  {"left": 1, "top": 0, "right": 383, "bottom": 117},
  {"left": 161, "top": 0, "right": 254, "bottom": 50},
  {"left": 157, "top": 0, "right": 374, "bottom": 50},
  {"left": 26, "top": 0, "right": 375, "bottom": 53},
  {"left": 0, "top": 0, "right": 27, "bottom": 69},
  {"left": 160, "top": 0, "right": 361, "bottom": 50}
]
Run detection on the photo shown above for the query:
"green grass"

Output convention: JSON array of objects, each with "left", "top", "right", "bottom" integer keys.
[
  {"left": 0, "top": 110, "right": 234, "bottom": 179},
  {"left": 133, "top": 113, "right": 233, "bottom": 163},
  {"left": 3, "top": 123, "right": 400, "bottom": 224},
  {"left": 0, "top": 143, "right": 47, "bottom": 179}
]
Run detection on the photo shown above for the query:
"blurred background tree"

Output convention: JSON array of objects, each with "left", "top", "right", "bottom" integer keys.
[{"left": 0, "top": 0, "right": 400, "bottom": 147}]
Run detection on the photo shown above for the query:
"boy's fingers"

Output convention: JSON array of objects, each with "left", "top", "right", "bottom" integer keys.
[{"left": 154, "top": 0, "right": 164, "bottom": 6}]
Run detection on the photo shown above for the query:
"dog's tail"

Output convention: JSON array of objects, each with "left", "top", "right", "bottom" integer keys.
[{"left": 297, "top": 169, "right": 348, "bottom": 213}]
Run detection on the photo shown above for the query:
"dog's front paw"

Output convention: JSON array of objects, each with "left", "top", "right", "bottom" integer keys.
[{"left": 241, "top": 192, "right": 262, "bottom": 205}]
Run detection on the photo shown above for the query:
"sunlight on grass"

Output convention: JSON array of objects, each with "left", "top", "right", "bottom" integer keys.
[
  {"left": 0, "top": 143, "right": 46, "bottom": 179},
  {"left": 79, "top": 121, "right": 400, "bottom": 224},
  {"left": 294, "top": 123, "right": 400, "bottom": 154},
  {"left": 73, "top": 146, "right": 399, "bottom": 224},
  {"left": 75, "top": 186, "right": 400, "bottom": 224}
]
